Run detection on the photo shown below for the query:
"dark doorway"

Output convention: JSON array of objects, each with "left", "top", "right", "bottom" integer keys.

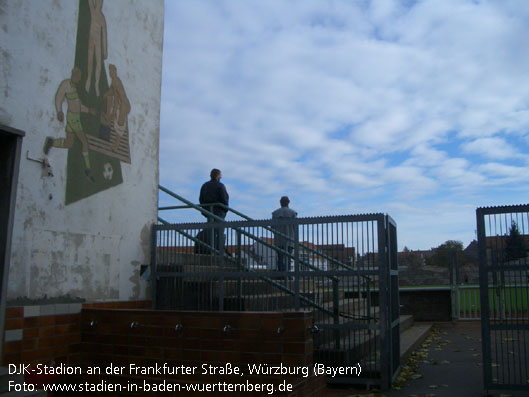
[{"left": 0, "top": 124, "right": 25, "bottom": 359}]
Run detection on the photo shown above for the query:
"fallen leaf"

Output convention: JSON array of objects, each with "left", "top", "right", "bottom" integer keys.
[
  {"left": 441, "top": 360, "right": 450, "bottom": 365},
  {"left": 428, "top": 385, "right": 438, "bottom": 389}
]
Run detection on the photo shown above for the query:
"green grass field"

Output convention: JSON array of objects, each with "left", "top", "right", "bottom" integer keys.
[{"left": 458, "top": 286, "right": 528, "bottom": 315}]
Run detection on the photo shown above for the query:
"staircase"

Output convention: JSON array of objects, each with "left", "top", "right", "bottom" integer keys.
[
  {"left": 155, "top": 251, "right": 432, "bottom": 385},
  {"left": 155, "top": 186, "right": 408, "bottom": 388}
]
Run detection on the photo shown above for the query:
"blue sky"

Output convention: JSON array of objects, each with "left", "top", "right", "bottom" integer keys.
[{"left": 159, "top": 0, "right": 529, "bottom": 250}]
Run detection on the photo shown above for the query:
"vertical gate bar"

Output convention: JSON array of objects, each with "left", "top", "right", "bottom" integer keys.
[
  {"left": 218, "top": 224, "right": 224, "bottom": 311},
  {"left": 333, "top": 274, "right": 340, "bottom": 350},
  {"left": 468, "top": 289, "right": 473, "bottom": 319},
  {"left": 386, "top": 216, "right": 398, "bottom": 378},
  {"left": 151, "top": 225, "right": 158, "bottom": 309},
  {"left": 458, "top": 288, "right": 462, "bottom": 319},
  {"left": 500, "top": 213, "right": 507, "bottom": 384},
  {"left": 165, "top": 228, "right": 170, "bottom": 306},
  {"left": 237, "top": 230, "right": 242, "bottom": 310},
  {"left": 377, "top": 215, "right": 390, "bottom": 389},
  {"left": 173, "top": 228, "right": 177, "bottom": 309},
  {"left": 294, "top": 221, "right": 300, "bottom": 311},
  {"left": 477, "top": 207, "right": 492, "bottom": 391},
  {"left": 474, "top": 288, "right": 479, "bottom": 319}
]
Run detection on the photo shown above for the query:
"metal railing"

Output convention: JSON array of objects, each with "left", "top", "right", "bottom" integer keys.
[
  {"left": 454, "top": 284, "right": 528, "bottom": 321},
  {"left": 477, "top": 204, "right": 529, "bottom": 392},
  {"left": 153, "top": 186, "right": 400, "bottom": 388}
]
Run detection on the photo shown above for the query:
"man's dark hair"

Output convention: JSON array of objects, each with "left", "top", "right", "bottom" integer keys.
[
  {"left": 280, "top": 196, "right": 290, "bottom": 207},
  {"left": 210, "top": 168, "right": 221, "bottom": 179}
]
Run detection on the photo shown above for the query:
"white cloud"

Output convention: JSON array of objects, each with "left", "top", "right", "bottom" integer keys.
[
  {"left": 159, "top": 0, "right": 529, "bottom": 249},
  {"left": 461, "top": 137, "right": 522, "bottom": 161}
]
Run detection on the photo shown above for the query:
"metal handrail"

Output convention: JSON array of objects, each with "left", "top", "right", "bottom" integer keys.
[
  {"left": 158, "top": 186, "right": 351, "bottom": 281},
  {"left": 158, "top": 186, "right": 335, "bottom": 275},
  {"left": 157, "top": 185, "right": 377, "bottom": 336},
  {"left": 158, "top": 186, "right": 332, "bottom": 313},
  {"left": 159, "top": 185, "right": 365, "bottom": 275},
  {"left": 165, "top": 227, "right": 332, "bottom": 315},
  {"left": 155, "top": 186, "right": 394, "bottom": 376}
]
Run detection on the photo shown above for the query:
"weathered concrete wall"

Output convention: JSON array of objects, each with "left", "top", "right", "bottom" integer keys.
[{"left": 1, "top": 1, "right": 164, "bottom": 302}]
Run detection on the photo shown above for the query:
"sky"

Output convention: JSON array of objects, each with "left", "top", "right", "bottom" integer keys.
[{"left": 159, "top": 0, "right": 529, "bottom": 251}]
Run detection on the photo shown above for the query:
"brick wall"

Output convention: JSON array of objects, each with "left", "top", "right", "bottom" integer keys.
[
  {"left": 3, "top": 303, "right": 326, "bottom": 396},
  {"left": 2, "top": 301, "right": 152, "bottom": 366},
  {"left": 3, "top": 304, "right": 82, "bottom": 367},
  {"left": 78, "top": 309, "right": 324, "bottom": 396}
]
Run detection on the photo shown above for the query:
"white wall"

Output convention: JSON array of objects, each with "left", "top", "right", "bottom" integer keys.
[{"left": 1, "top": 0, "right": 164, "bottom": 301}]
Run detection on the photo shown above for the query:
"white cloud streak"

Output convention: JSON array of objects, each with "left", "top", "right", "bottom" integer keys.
[{"left": 160, "top": 0, "right": 529, "bottom": 249}]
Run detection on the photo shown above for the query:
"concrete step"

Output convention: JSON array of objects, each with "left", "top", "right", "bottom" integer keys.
[
  {"left": 399, "top": 322, "right": 433, "bottom": 364},
  {"left": 222, "top": 279, "right": 344, "bottom": 298},
  {"left": 315, "top": 315, "right": 427, "bottom": 368},
  {"left": 224, "top": 292, "right": 301, "bottom": 311},
  {"left": 399, "top": 314, "right": 414, "bottom": 332},
  {"left": 316, "top": 316, "right": 431, "bottom": 386}
]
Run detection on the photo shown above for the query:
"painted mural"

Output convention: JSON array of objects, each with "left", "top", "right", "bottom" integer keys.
[{"left": 43, "top": 0, "right": 131, "bottom": 205}]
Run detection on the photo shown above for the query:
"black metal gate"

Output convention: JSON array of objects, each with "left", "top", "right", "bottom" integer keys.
[
  {"left": 151, "top": 213, "right": 400, "bottom": 389},
  {"left": 476, "top": 205, "right": 529, "bottom": 392}
]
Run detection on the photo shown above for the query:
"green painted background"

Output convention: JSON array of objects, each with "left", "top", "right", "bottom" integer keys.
[{"left": 65, "top": 0, "right": 123, "bottom": 205}]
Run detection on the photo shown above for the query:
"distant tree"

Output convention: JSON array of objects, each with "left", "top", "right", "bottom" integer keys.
[
  {"left": 401, "top": 246, "right": 423, "bottom": 269},
  {"left": 504, "top": 221, "right": 527, "bottom": 261},
  {"left": 429, "top": 240, "right": 464, "bottom": 267}
]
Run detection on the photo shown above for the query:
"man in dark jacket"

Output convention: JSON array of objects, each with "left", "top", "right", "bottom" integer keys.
[
  {"left": 199, "top": 168, "right": 229, "bottom": 219},
  {"left": 197, "top": 169, "right": 229, "bottom": 253},
  {"left": 272, "top": 196, "right": 297, "bottom": 273}
]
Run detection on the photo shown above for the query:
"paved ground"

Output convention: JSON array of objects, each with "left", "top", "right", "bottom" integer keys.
[{"left": 325, "top": 321, "right": 528, "bottom": 397}]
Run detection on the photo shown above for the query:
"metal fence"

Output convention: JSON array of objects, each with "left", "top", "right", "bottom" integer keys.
[
  {"left": 454, "top": 284, "right": 528, "bottom": 321},
  {"left": 476, "top": 205, "right": 529, "bottom": 392},
  {"left": 151, "top": 213, "right": 399, "bottom": 389}
]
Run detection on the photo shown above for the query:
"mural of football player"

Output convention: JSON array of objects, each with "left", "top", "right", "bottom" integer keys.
[
  {"left": 85, "top": 0, "right": 107, "bottom": 96},
  {"left": 43, "top": 67, "right": 96, "bottom": 182},
  {"left": 102, "top": 64, "right": 131, "bottom": 152}
]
